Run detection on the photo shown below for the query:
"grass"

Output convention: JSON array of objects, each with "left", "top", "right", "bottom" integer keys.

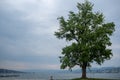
[{"left": 71, "top": 78, "right": 117, "bottom": 80}]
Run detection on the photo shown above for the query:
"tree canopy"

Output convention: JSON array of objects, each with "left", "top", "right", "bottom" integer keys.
[{"left": 54, "top": 0, "right": 115, "bottom": 78}]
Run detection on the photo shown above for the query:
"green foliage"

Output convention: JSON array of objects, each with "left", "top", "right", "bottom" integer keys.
[
  {"left": 55, "top": 1, "right": 115, "bottom": 70},
  {"left": 72, "top": 78, "right": 114, "bottom": 80}
]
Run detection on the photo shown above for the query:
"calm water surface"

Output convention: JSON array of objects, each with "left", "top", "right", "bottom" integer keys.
[{"left": 0, "top": 72, "right": 120, "bottom": 80}]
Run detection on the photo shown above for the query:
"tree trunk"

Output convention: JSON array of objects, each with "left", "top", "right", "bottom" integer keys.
[{"left": 81, "top": 64, "right": 87, "bottom": 78}]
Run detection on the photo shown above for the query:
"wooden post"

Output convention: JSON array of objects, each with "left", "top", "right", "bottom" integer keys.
[{"left": 50, "top": 76, "right": 53, "bottom": 80}]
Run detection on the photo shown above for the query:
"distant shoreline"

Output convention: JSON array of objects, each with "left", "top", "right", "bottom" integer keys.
[{"left": 0, "top": 74, "right": 19, "bottom": 77}]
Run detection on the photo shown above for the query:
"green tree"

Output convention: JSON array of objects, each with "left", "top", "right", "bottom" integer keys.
[{"left": 54, "top": 1, "right": 115, "bottom": 78}]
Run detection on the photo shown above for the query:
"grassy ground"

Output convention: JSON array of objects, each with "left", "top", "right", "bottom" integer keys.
[{"left": 71, "top": 78, "right": 117, "bottom": 80}]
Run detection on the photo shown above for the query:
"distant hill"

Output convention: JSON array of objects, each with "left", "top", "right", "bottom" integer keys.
[{"left": 0, "top": 69, "right": 24, "bottom": 73}]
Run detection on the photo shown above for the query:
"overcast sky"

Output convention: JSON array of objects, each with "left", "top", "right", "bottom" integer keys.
[{"left": 0, "top": 0, "right": 120, "bottom": 70}]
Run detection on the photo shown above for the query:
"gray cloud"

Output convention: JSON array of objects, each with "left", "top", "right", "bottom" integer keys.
[{"left": 0, "top": 0, "right": 120, "bottom": 70}]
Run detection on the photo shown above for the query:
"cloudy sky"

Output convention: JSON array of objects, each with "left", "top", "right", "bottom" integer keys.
[{"left": 0, "top": 0, "right": 120, "bottom": 70}]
